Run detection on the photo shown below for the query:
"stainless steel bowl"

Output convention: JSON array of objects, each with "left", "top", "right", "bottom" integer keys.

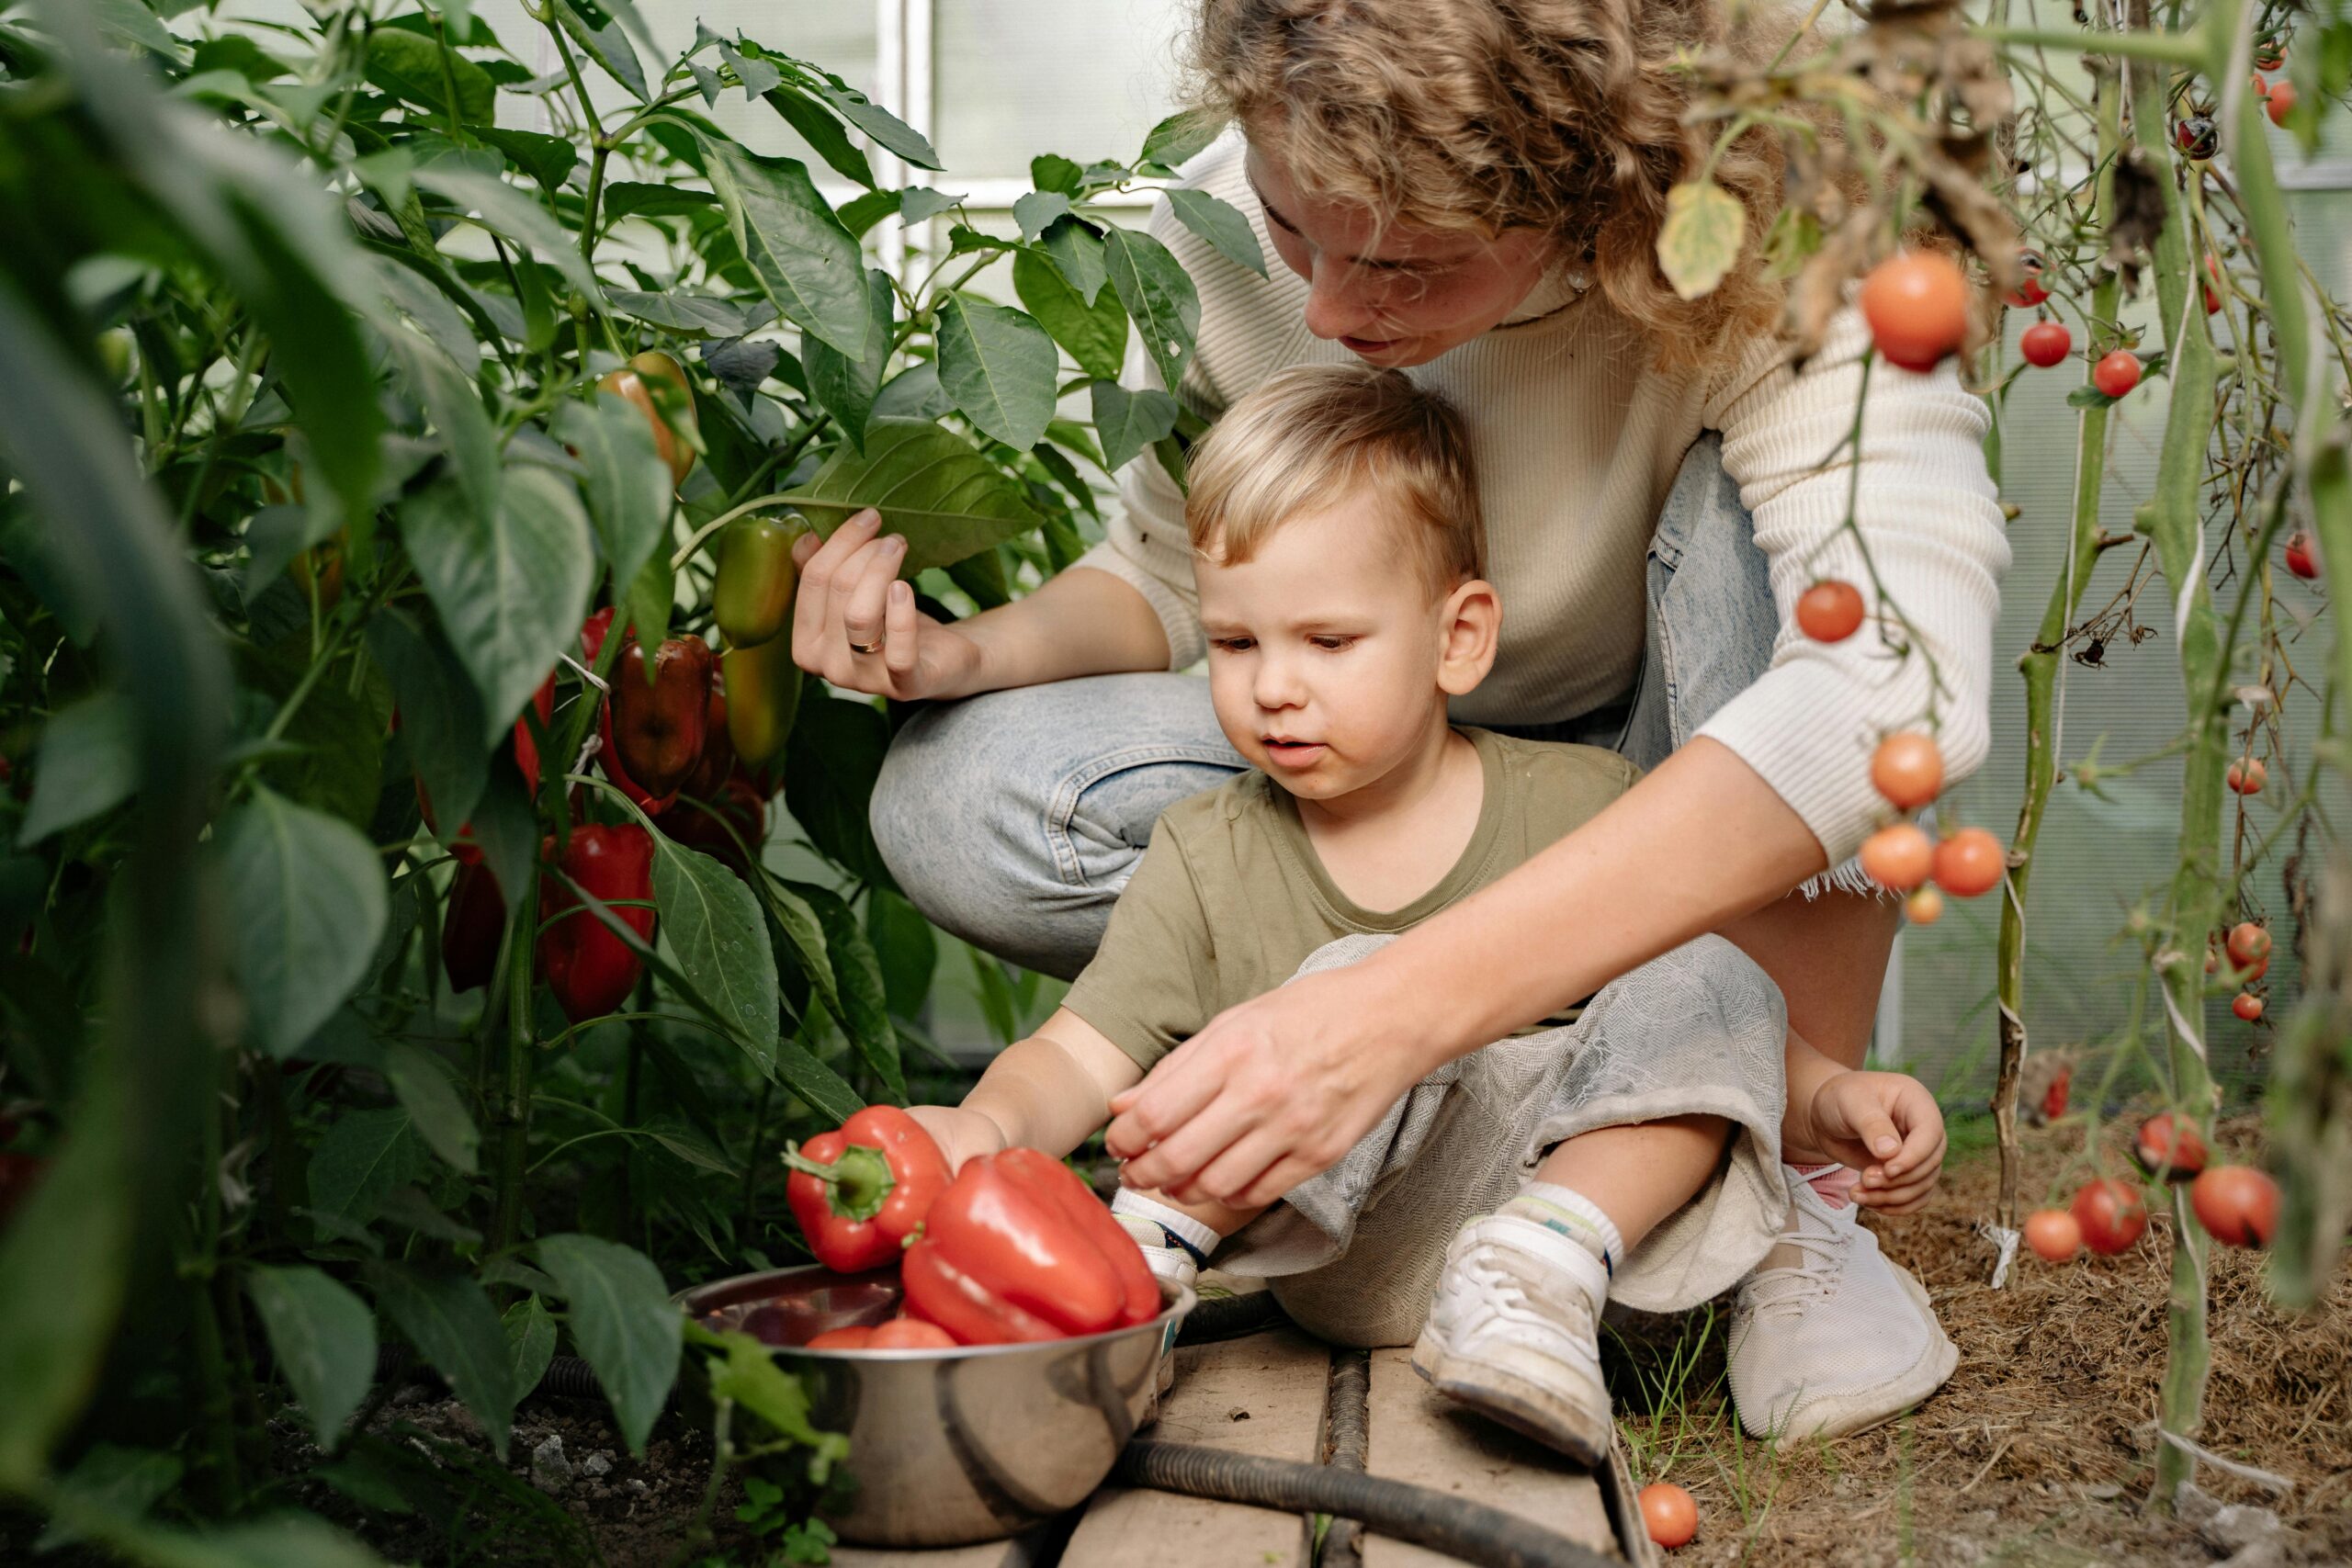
[{"left": 678, "top": 1264, "right": 1196, "bottom": 1548}]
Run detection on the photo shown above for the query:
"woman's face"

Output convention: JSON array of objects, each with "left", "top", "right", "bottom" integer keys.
[{"left": 1244, "top": 141, "right": 1556, "bottom": 369}]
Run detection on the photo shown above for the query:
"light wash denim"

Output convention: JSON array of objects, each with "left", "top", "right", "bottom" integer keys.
[{"left": 870, "top": 434, "right": 1779, "bottom": 981}]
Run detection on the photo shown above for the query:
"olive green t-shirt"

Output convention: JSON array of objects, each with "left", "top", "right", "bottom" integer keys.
[{"left": 1062, "top": 728, "right": 1642, "bottom": 1071}]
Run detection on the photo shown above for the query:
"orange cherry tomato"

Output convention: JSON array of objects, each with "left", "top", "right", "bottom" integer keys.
[
  {"left": 2020, "top": 320, "right": 2071, "bottom": 367},
  {"left": 2190, "top": 1165, "right": 2278, "bottom": 1247},
  {"left": 1932, "top": 827, "right": 2006, "bottom": 897},
  {"left": 2233, "top": 991, "right": 2265, "bottom": 1021},
  {"left": 1639, "top": 1482, "right": 1698, "bottom": 1550},
  {"left": 2267, "top": 79, "right": 2298, "bottom": 127},
  {"left": 2134, "top": 1112, "right": 2208, "bottom": 1180},
  {"left": 806, "top": 1325, "right": 877, "bottom": 1349},
  {"left": 1905, "top": 887, "right": 1944, "bottom": 925},
  {"left": 2071, "top": 1178, "right": 2148, "bottom": 1256},
  {"left": 2093, "top": 350, "right": 2142, "bottom": 399},
  {"left": 1870, "top": 732, "right": 1946, "bottom": 809},
  {"left": 2226, "top": 757, "right": 2267, "bottom": 795},
  {"left": 1860, "top": 823, "right": 1934, "bottom": 891},
  {"left": 2226, "top": 921, "right": 2272, "bottom": 966},
  {"left": 2024, "top": 1207, "right": 2081, "bottom": 1262},
  {"left": 2285, "top": 533, "right": 2320, "bottom": 580},
  {"left": 868, "top": 1317, "right": 958, "bottom": 1349},
  {"left": 1860, "top": 252, "right": 1970, "bottom": 371},
  {"left": 1795, "top": 580, "right": 1866, "bottom": 642}
]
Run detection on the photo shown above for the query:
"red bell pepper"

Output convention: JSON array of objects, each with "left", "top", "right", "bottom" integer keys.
[
  {"left": 537, "top": 824, "right": 656, "bottom": 1022},
  {"left": 441, "top": 860, "right": 507, "bottom": 993},
  {"left": 667, "top": 771, "right": 766, "bottom": 879},
  {"left": 784, "top": 1106, "right": 951, "bottom": 1274},
  {"left": 683, "top": 682, "right": 736, "bottom": 801},
  {"left": 608, "top": 634, "right": 714, "bottom": 799},
  {"left": 900, "top": 1148, "right": 1160, "bottom": 1345},
  {"left": 512, "top": 675, "right": 557, "bottom": 795},
  {"left": 580, "top": 609, "right": 676, "bottom": 815}
]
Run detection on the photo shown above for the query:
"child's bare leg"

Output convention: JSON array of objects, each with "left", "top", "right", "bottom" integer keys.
[{"left": 1513, "top": 1115, "right": 1732, "bottom": 1263}]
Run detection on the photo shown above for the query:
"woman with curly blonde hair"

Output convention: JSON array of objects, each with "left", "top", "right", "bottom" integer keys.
[{"left": 794, "top": 0, "right": 2004, "bottom": 1449}]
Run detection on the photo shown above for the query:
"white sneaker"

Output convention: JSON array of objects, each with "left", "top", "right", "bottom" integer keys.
[
  {"left": 1114, "top": 1212, "right": 1203, "bottom": 1293},
  {"left": 1727, "top": 1169, "right": 1958, "bottom": 1444},
  {"left": 1410, "top": 1213, "right": 1614, "bottom": 1465}
]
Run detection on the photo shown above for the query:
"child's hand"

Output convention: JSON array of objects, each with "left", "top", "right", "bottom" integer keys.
[
  {"left": 1799, "top": 1070, "right": 1946, "bottom": 1213},
  {"left": 905, "top": 1104, "right": 1009, "bottom": 1174}
]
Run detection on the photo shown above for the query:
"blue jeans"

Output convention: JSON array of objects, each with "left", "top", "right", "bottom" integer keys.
[{"left": 871, "top": 434, "right": 1779, "bottom": 980}]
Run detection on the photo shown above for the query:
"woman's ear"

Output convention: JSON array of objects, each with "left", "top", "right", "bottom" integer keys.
[{"left": 1436, "top": 578, "right": 1501, "bottom": 697}]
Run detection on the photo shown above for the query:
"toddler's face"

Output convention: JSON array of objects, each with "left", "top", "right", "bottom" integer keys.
[{"left": 1196, "top": 497, "right": 1483, "bottom": 803}]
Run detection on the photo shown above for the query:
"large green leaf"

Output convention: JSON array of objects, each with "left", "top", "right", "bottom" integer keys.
[
  {"left": 368, "top": 1265, "right": 515, "bottom": 1460},
  {"left": 245, "top": 1265, "right": 377, "bottom": 1446},
  {"left": 503, "top": 1295, "right": 556, "bottom": 1404},
  {"left": 401, "top": 467, "right": 594, "bottom": 746},
  {"left": 801, "top": 267, "right": 894, "bottom": 452},
  {"left": 36, "top": 1511, "right": 391, "bottom": 1568},
  {"left": 37, "top": 1444, "right": 183, "bottom": 1551},
  {"left": 381, "top": 1042, "right": 480, "bottom": 1176},
  {"left": 803, "top": 73, "right": 940, "bottom": 170},
  {"left": 18, "top": 692, "right": 135, "bottom": 845},
  {"left": 785, "top": 880, "right": 901, "bottom": 1101},
  {"left": 1164, "top": 187, "right": 1268, "bottom": 278},
  {"left": 384, "top": 324, "right": 500, "bottom": 521},
  {"left": 1140, "top": 109, "right": 1227, "bottom": 170},
  {"left": 650, "top": 839, "right": 780, "bottom": 1077},
  {"left": 1104, "top": 227, "right": 1201, "bottom": 397},
  {"left": 553, "top": 0, "right": 646, "bottom": 100},
  {"left": 780, "top": 419, "right": 1043, "bottom": 573},
  {"left": 412, "top": 167, "right": 605, "bottom": 304},
  {"left": 220, "top": 787, "right": 390, "bottom": 1058},
  {"left": 702, "top": 140, "right": 867, "bottom": 357},
  {"left": 365, "top": 609, "right": 486, "bottom": 850},
  {"left": 240, "top": 641, "right": 394, "bottom": 831},
  {"left": 1041, "top": 215, "right": 1109, "bottom": 306},
  {"left": 534, "top": 1235, "right": 680, "bottom": 1455},
  {"left": 865, "top": 886, "right": 937, "bottom": 1020},
  {"left": 365, "top": 29, "right": 494, "bottom": 123},
  {"left": 478, "top": 128, "right": 577, "bottom": 196},
  {"left": 1015, "top": 249, "right": 1127, "bottom": 381},
  {"left": 555, "top": 393, "right": 672, "bottom": 594},
  {"left": 762, "top": 83, "right": 874, "bottom": 190},
  {"left": 934, "top": 294, "right": 1058, "bottom": 452},
  {"left": 1091, "top": 381, "right": 1180, "bottom": 475},
  {"left": 308, "top": 1108, "right": 430, "bottom": 1226},
  {"left": 782, "top": 694, "right": 894, "bottom": 888}
]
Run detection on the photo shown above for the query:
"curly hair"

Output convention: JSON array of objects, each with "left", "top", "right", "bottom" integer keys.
[{"left": 1185, "top": 0, "right": 1792, "bottom": 369}]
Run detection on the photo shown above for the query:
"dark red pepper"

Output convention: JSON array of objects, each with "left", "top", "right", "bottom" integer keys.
[
  {"left": 666, "top": 771, "right": 766, "bottom": 878},
  {"left": 580, "top": 610, "right": 676, "bottom": 815},
  {"left": 512, "top": 675, "right": 557, "bottom": 796},
  {"left": 609, "top": 635, "right": 714, "bottom": 799},
  {"left": 537, "top": 824, "right": 656, "bottom": 1022},
  {"left": 682, "top": 682, "right": 736, "bottom": 802},
  {"left": 783, "top": 1106, "right": 953, "bottom": 1274},
  {"left": 900, "top": 1147, "right": 1159, "bottom": 1345},
  {"left": 441, "top": 860, "right": 507, "bottom": 993}
]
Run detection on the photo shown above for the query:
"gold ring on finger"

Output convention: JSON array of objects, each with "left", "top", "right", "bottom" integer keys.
[{"left": 848, "top": 638, "right": 882, "bottom": 655}]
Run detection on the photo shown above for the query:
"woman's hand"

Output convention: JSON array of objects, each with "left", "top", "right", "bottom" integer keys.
[
  {"left": 1104, "top": 967, "right": 1432, "bottom": 1209},
  {"left": 1795, "top": 1069, "right": 1946, "bottom": 1213},
  {"left": 904, "top": 1103, "right": 1009, "bottom": 1175},
  {"left": 790, "top": 511, "right": 985, "bottom": 700}
]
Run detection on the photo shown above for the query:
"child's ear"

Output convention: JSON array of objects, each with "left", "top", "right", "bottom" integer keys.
[{"left": 1436, "top": 578, "right": 1501, "bottom": 697}]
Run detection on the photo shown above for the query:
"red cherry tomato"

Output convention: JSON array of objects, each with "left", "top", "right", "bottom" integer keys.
[
  {"left": 2267, "top": 80, "right": 2298, "bottom": 127},
  {"left": 2252, "top": 73, "right": 2272, "bottom": 98},
  {"left": 2233, "top": 991, "right": 2266, "bottom": 1021},
  {"left": 2203, "top": 254, "right": 2226, "bottom": 316},
  {"left": 1795, "top": 580, "right": 1866, "bottom": 642},
  {"left": 1905, "top": 887, "right": 1944, "bottom": 925},
  {"left": 2285, "top": 533, "right": 2320, "bottom": 580},
  {"left": 2020, "top": 320, "right": 2071, "bottom": 367},
  {"left": 2024, "top": 1207, "right": 2082, "bottom": 1262},
  {"left": 2042, "top": 1065, "right": 2072, "bottom": 1122},
  {"left": 2190, "top": 1165, "right": 2279, "bottom": 1247},
  {"left": 1639, "top": 1482, "right": 1698, "bottom": 1550},
  {"left": 1871, "top": 732, "right": 1946, "bottom": 809},
  {"left": 868, "top": 1317, "right": 958, "bottom": 1349},
  {"left": 2135, "top": 1113, "right": 2209, "bottom": 1180},
  {"left": 2226, "top": 921, "right": 2272, "bottom": 966},
  {"left": 805, "top": 1325, "right": 879, "bottom": 1349},
  {"left": 2071, "top": 1179, "right": 2149, "bottom": 1256},
  {"left": 2094, "top": 350, "right": 2143, "bottom": 399},
  {"left": 2226, "top": 757, "right": 2267, "bottom": 795},
  {"left": 1932, "top": 827, "right": 2007, "bottom": 897},
  {"left": 1860, "top": 823, "right": 1934, "bottom": 891},
  {"left": 1860, "top": 252, "right": 1971, "bottom": 371},
  {"left": 2005, "top": 249, "right": 2051, "bottom": 310},
  {"left": 2254, "top": 40, "right": 2286, "bottom": 73}
]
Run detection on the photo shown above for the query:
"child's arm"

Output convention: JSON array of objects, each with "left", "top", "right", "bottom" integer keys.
[
  {"left": 1781, "top": 1031, "right": 1947, "bottom": 1213},
  {"left": 907, "top": 1008, "right": 1146, "bottom": 1172}
]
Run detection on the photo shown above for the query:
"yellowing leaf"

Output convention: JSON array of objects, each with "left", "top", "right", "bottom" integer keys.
[{"left": 1657, "top": 180, "right": 1747, "bottom": 302}]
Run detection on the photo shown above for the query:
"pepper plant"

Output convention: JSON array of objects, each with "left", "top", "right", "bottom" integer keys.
[{"left": 0, "top": 0, "right": 1247, "bottom": 1558}]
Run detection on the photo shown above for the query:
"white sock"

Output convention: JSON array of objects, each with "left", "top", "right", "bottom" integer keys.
[
  {"left": 1111, "top": 1189, "right": 1222, "bottom": 1265},
  {"left": 1501, "top": 1182, "right": 1624, "bottom": 1278}
]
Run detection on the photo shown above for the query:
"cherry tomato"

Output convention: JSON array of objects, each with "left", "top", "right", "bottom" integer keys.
[
  {"left": 2020, "top": 320, "right": 2071, "bottom": 367},
  {"left": 2024, "top": 1208, "right": 2082, "bottom": 1262},
  {"left": 2070, "top": 1178, "right": 2149, "bottom": 1256},
  {"left": 1639, "top": 1483, "right": 1698, "bottom": 1550},
  {"left": 869, "top": 1317, "right": 958, "bottom": 1349},
  {"left": 805, "top": 1325, "right": 879, "bottom": 1349},
  {"left": 2094, "top": 350, "right": 2143, "bottom": 399},
  {"left": 2042, "top": 1065, "right": 2072, "bottom": 1122},
  {"left": 2006, "top": 249, "right": 2051, "bottom": 310},
  {"left": 2134, "top": 1113, "right": 2208, "bottom": 1180},
  {"left": 2233, "top": 991, "right": 2265, "bottom": 1021},
  {"left": 2226, "top": 757, "right": 2267, "bottom": 795},
  {"left": 2204, "top": 254, "right": 2226, "bottom": 316},
  {"left": 1932, "top": 827, "right": 2006, "bottom": 897},
  {"left": 2190, "top": 1165, "right": 2279, "bottom": 1247},
  {"left": 1860, "top": 823, "right": 1934, "bottom": 891},
  {"left": 1905, "top": 887, "right": 1944, "bottom": 925},
  {"left": 1870, "top": 732, "right": 1946, "bottom": 809},
  {"left": 2267, "top": 80, "right": 2298, "bottom": 127},
  {"left": 2252, "top": 73, "right": 2271, "bottom": 98},
  {"left": 2254, "top": 40, "right": 2286, "bottom": 73},
  {"left": 2226, "top": 921, "right": 2272, "bottom": 966},
  {"left": 1796, "top": 579, "right": 1866, "bottom": 642},
  {"left": 2174, "top": 115, "right": 2219, "bottom": 161},
  {"left": 2285, "top": 533, "right": 2320, "bottom": 580},
  {"left": 1861, "top": 252, "right": 1970, "bottom": 371}
]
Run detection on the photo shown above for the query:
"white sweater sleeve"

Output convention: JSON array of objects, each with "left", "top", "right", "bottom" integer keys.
[{"left": 1697, "top": 305, "right": 2012, "bottom": 863}]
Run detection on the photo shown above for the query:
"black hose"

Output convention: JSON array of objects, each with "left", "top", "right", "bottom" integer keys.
[
  {"left": 1113, "top": 1440, "right": 1622, "bottom": 1568},
  {"left": 1176, "top": 1289, "right": 1289, "bottom": 1345}
]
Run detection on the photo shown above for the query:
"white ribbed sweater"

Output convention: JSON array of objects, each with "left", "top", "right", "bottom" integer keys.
[{"left": 1075, "top": 137, "right": 2011, "bottom": 863}]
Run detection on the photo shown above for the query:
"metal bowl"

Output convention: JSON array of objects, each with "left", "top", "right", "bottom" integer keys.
[{"left": 678, "top": 1264, "right": 1196, "bottom": 1548}]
